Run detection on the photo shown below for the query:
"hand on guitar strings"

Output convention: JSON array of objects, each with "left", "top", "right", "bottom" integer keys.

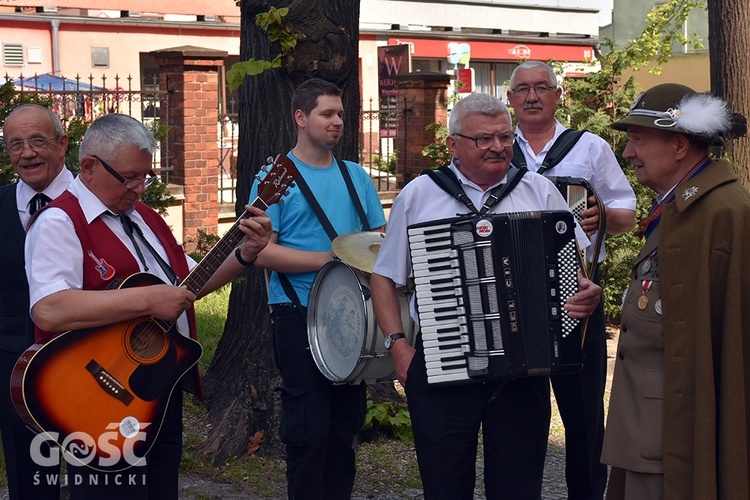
[{"left": 144, "top": 284, "right": 196, "bottom": 322}]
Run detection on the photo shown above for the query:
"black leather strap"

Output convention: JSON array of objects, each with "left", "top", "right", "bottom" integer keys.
[
  {"left": 422, "top": 165, "right": 527, "bottom": 215},
  {"left": 337, "top": 158, "right": 371, "bottom": 231},
  {"left": 511, "top": 129, "right": 587, "bottom": 175}
]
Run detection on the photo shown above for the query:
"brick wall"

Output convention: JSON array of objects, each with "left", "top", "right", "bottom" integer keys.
[
  {"left": 394, "top": 72, "right": 451, "bottom": 186},
  {"left": 151, "top": 46, "right": 227, "bottom": 252}
]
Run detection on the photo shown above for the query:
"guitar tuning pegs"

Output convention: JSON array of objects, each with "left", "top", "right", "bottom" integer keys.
[
  {"left": 266, "top": 156, "right": 274, "bottom": 164},
  {"left": 254, "top": 174, "right": 262, "bottom": 182}
]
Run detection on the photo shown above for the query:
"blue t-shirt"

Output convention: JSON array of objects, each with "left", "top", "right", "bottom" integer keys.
[{"left": 249, "top": 151, "right": 386, "bottom": 306}]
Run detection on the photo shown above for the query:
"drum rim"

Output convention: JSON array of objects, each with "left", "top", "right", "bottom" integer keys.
[{"left": 307, "top": 260, "right": 370, "bottom": 382}]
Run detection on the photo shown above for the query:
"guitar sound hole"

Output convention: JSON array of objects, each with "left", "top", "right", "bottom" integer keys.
[{"left": 128, "top": 322, "right": 167, "bottom": 363}]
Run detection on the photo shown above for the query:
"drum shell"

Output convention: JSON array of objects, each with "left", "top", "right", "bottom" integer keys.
[{"left": 307, "top": 260, "right": 415, "bottom": 384}]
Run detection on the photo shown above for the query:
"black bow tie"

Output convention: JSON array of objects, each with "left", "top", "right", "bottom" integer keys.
[{"left": 29, "top": 193, "right": 52, "bottom": 215}]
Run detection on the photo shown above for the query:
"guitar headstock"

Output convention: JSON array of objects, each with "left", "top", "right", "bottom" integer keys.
[{"left": 255, "top": 154, "right": 299, "bottom": 208}]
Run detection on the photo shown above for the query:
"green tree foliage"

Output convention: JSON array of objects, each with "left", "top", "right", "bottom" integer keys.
[
  {"left": 421, "top": 122, "right": 452, "bottom": 169},
  {"left": 226, "top": 6, "right": 298, "bottom": 91},
  {"left": 556, "top": 0, "right": 706, "bottom": 322}
]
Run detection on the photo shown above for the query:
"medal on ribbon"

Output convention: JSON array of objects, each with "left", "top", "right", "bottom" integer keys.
[{"left": 638, "top": 280, "right": 653, "bottom": 310}]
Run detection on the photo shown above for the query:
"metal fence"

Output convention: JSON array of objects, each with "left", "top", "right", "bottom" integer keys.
[
  {"left": 4, "top": 74, "right": 404, "bottom": 204},
  {"left": 218, "top": 112, "right": 238, "bottom": 205},
  {"left": 359, "top": 98, "right": 403, "bottom": 193},
  {"left": 4, "top": 72, "right": 171, "bottom": 180}
]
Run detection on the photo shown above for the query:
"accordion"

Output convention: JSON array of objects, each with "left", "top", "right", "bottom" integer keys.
[{"left": 408, "top": 210, "right": 584, "bottom": 386}]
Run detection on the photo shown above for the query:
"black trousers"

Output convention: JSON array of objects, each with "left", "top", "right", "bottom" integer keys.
[
  {"left": 551, "top": 292, "right": 609, "bottom": 500},
  {"left": 0, "top": 348, "right": 61, "bottom": 500},
  {"left": 272, "top": 305, "right": 366, "bottom": 500},
  {"left": 406, "top": 336, "right": 551, "bottom": 500}
]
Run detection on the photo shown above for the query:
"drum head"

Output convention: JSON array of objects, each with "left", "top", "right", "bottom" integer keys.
[{"left": 308, "top": 261, "right": 368, "bottom": 382}]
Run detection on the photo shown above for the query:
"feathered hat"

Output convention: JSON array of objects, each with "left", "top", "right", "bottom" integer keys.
[{"left": 611, "top": 83, "right": 732, "bottom": 143}]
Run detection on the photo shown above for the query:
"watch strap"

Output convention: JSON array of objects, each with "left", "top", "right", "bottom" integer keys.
[{"left": 385, "top": 332, "right": 406, "bottom": 349}]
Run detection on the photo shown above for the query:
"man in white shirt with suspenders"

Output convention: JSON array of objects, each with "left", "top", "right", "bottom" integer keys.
[{"left": 508, "top": 61, "right": 637, "bottom": 500}]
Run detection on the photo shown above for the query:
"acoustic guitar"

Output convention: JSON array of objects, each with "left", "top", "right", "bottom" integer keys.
[{"left": 11, "top": 154, "right": 298, "bottom": 472}]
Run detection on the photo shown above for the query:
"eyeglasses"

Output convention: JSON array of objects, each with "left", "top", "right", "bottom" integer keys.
[
  {"left": 453, "top": 132, "right": 516, "bottom": 149},
  {"left": 5, "top": 137, "right": 59, "bottom": 156},
  {"left": 511, "top": 84, "right": 556, "bottom": 96},
  {"left": 92, "top": 155, "right": 157, "bottom": 189}
]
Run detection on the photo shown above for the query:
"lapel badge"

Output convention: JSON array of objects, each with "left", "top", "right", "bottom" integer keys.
[{"left": 682, "top": 186, "right": 699, "bottom": 201}]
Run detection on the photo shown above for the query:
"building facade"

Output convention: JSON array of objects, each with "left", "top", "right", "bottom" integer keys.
[
  {"left": 600, "top": 0, "right": 710, "bottom": 91},
  {"left": 2, "top": 0, "right": 602, "bottom": 106}
]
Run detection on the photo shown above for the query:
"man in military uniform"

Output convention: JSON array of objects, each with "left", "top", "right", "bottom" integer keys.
[{"left": 602, "top": 84, "right": 750, "bottom": 499}]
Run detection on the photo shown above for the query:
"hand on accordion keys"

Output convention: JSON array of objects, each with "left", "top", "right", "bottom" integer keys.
[{"left": 563, "top": 272, "right": 602, "bottom": 319}]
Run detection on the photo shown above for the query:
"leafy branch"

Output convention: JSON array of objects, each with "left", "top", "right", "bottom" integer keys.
[
  {"left": 226, "top": 6, "right": 298, "bottom": 91},
  {"left": 556, "top": 0, "right": 706, "bottom": 323}
]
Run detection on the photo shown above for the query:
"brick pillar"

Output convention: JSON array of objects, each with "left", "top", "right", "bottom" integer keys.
[
  {"left": 393, "top": 72, "right": 451, "bottom": 187},
  {"left": 150, "top": 45, "right": 227, "bottom": 252}
]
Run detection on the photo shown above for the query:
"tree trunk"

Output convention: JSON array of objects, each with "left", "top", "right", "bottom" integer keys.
[
  {"left": 199, "top": 0, "right": 361, "bottom": 463},
  {"left": 708, "top": 0, "right": 750, "bottom": 188}
]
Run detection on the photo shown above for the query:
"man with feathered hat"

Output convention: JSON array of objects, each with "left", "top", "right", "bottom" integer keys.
[{"left": 601, "top": 83, "right": 750, "bottom": 500}]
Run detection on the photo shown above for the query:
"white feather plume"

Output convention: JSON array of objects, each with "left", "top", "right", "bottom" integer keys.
[{"left": 675, "top": 93, "right": 731, "bottom": 135}]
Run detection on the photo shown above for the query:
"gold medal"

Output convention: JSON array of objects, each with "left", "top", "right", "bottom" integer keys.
[{"left": 638, "top": 294, "right": 649, "bottom": 310}]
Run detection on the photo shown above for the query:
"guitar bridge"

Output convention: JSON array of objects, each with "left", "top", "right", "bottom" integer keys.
[{"left": 86, "top": 360, "right": 134, "bottom": 405}]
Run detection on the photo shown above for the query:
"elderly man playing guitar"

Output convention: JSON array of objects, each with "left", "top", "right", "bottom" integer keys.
[{"left": 21, "top": 113, "right": 277, "bottom": 499}]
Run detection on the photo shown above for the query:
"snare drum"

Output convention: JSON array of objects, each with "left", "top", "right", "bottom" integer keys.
[{"left": 307, "top": 260, "right": 415, "bottom": 384}]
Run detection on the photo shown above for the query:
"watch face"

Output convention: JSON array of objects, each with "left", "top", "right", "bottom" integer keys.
[{"left": 385, "top": 336, "right": 393, "bottom": 349}]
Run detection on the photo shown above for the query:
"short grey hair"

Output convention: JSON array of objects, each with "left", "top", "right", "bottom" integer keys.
[
  {"left": 79, "top": 113, "right": 157, "bottom": 161},
  {"left": 448, "top": 93, "right": 512, "bottom": 135},
  {"left": 509, "top": 61, "right": 558, "bottom": 90},
  {"left": 3, "top": 104, "right": 64, "bottom": 139}
]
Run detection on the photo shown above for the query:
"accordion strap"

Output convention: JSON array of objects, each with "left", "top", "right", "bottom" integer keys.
[
  {"left": 422, "top": 164, "right": 527, "bottom": 214},
  {"left": 511, "top": 129, "right": 587, "bottom": 175}
]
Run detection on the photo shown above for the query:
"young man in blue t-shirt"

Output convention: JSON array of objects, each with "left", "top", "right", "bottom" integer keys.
[{"left": 250, "top": 78, "right": 386, "bottom": 500}]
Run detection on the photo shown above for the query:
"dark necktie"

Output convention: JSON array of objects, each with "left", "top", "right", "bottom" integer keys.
[
  {"left": 119, "top": 213, "right": 150, "bottom": 272},
  {"left": 118, "top": 213, "right": 178, "bottom": 284},
  {"left": 29, "top": 193, "right": 52, "bottom": 215}
]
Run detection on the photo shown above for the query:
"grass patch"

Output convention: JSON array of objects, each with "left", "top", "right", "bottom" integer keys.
[{"left": 194, "top": 283, "right": 232, "bottom": 373}]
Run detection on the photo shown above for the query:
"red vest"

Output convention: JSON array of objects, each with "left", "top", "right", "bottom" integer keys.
[{"left": 34, "top": 192, "right": 203, "bottom": 399}]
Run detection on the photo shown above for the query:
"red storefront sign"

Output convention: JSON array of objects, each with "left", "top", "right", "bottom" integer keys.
[{"left": 387, "top": 38, "right": 595, "bottom": 63}]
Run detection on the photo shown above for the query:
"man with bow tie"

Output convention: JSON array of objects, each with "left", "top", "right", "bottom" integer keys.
[{"left": 0, "top": 104, "right": 74, "bottom": 499}]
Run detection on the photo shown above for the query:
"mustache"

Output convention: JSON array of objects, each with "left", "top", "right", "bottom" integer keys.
[
  {"left": 17, "top": 159, "right": 44, "bottom": 167},
  {"left": 483, "top": 151, "right": 508, "bottom": 161},
  {"left": 523, "top": 102, "right": 543, "bottom": 110}
]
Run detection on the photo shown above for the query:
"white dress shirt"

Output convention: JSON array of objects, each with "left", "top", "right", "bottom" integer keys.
[{"left": 16, "top": 167, "right": 74, "bottom": 229}]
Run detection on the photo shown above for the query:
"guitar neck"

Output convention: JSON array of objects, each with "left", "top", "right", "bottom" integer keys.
[{"left": 180, "top": 196, "right": 268, "bottom": 296}]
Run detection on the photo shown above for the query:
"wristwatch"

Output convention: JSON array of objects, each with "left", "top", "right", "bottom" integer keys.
[{"left": 384, "top": 333, "right": 406, "bottom": 350}]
